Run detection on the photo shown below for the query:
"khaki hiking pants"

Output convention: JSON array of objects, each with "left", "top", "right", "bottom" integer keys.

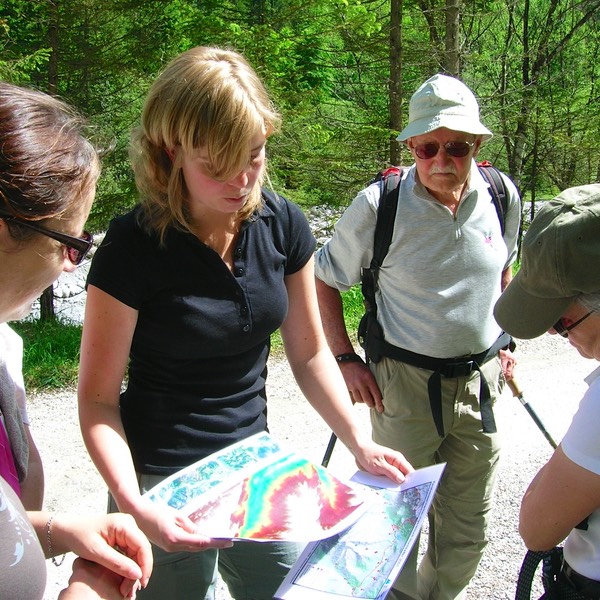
[{"left": 371, "top": 356, "right": 504, "bottom": 600}]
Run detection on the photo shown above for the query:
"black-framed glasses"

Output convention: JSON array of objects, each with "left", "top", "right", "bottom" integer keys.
[
  {"left": 553, "top": 311, "right": 593, "bottom": 338},
  {"left": 2, "top": 216, "right": 93, "bottom": 265},
  {"left": 413, "top": 141, "right": 475, "bottom": 160}
]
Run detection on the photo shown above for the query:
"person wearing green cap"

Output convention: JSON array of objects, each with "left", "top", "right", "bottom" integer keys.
[
  {"left": 495, "top": 184, "right": 600, "bottom": 598},
  {"left": 315, "top": 74, "right": 521, "bottom": 599}
]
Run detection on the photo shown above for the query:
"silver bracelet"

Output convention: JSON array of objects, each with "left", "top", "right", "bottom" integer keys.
[{"left": 45, "top": 514, "right": 66, "bottom": 567}]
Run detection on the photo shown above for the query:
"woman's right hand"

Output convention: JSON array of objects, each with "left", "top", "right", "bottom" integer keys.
[{"left": 133, "top": 498, "right": 234, "bottom": 553}]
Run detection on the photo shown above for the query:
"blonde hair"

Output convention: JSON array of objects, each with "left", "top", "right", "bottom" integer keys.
[{"left": 131, "top": 46, "right": 281, "bottom": 242}]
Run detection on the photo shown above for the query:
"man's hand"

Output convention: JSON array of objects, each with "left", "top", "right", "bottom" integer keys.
[
  {"left": 499, "top": 348, "right": 517, "bottom": 381},
  {"left": 338, "top": 361, "right": 384, "bottom": 413}
]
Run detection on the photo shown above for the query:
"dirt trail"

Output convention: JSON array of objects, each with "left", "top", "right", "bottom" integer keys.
[{"left": 32, "top": 333, "right": 594, "bottom": 599}]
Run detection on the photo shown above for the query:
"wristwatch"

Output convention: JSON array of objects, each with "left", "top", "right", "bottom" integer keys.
[{"left": 335, "top": 352, "right": 365, "bottom": 364}]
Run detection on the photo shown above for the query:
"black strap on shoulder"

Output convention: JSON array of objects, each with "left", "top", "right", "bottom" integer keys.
[
  {"left": 477, "top": 161, "right": 508, "bottom": 235},
  {"left": 362, "top": 167, "right": 403, "bottom": 314},
  {"left": 372, "top": 167, "right": 403, "bottom": 269},
  {"left": 358, "top": 168, "right": 402, "bottom": 364}
]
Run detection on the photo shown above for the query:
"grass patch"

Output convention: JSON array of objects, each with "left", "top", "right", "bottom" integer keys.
[
  {"left": 10, "top": 319, "right": 82, "bottom": 391},
  {"left": 271, "top": 284, "right": 365, "bottom": 357},
  {"left": 340, "top": 285, "right": 365, "bottom": 335}
]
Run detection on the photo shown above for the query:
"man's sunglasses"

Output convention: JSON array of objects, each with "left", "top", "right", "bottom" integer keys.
[
  {"left": 413, "top": 141, "right": 475, "bottom": 160},
  {"left": 553, "top": 311, "right": 593, "bottom": 338},
  {"left": 2, "top": 215, "right": 93, "bottom": 265}
]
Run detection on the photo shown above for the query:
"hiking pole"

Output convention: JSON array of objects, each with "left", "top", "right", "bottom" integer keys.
[
  {"left": 507, "top": 378, "right": 558, "bottom": 450},
  {"left": 322, "top": 432, "right": 337, "bottom": 468},
  {"left": 322, "top": 396, "right": 357, "bottom": 467}
]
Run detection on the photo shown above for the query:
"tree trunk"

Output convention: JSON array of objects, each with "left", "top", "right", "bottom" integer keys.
[
  {"left": 389, "top": 0, "right": 403, "bottom": 165},
  {"left": 509, "top": 0, "right": 599, "bottom": 192},
  {"left": 444, "top": 0, "right": 460, "bottom": 76},
  {"left": 39, "top": 286, "right": 56, "bottom": 322},
  {"left": 48, "top": 0, "right": 58, "bottom": 95},
  {"left": 39, "top": 0, "right": 60, "bottom": 322}
]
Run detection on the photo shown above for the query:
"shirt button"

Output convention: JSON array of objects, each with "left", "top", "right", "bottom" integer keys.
[
  {"left": 243, "top": 324, "right": 250, "bottom": 332},
  {"left": 240, "top": 306, "right": 248, "bottom": 316},
  {"left": 235, "top": 267, "right": 244, "bottom": 277}
]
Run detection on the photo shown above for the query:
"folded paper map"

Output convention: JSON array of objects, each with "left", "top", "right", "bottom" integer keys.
[
  {"left": 275, "top": 463, "right": 446, "bottom": 600},
  {"left": 143, "top": 432, "right": 367, "bottom": 541}
]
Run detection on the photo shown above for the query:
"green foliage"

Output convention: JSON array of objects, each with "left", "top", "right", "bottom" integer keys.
[
  {"left": 3, "top": 0, "right": 597, "bottom": 378},
  {"left": 341, "top": 285, "right": 365, "bottom": 338},
  {"left": 10, "top": 320, "right": 83, "bottom": 391},
  {"left": 464, "top": 0, "right": 599, "bottom": 199},
  {"left": 0, "top": 48, "right": 51, "bottom": 81},
  {"left": 1, "top": 0, "right": 598, "bottom": 229}
]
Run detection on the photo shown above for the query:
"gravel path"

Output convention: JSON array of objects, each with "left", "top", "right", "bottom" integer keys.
[{"left": 30, "top": 333, "right": 594, "bottom": 599}]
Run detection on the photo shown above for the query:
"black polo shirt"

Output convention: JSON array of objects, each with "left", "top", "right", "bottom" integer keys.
[{"left": 87, "top": 191, "right": 316, "bottom": 475}]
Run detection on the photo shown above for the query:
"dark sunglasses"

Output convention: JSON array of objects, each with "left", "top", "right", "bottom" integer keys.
[
  {"left": 413, "top": 141, "right": 475, "bottom": 160},
  {"left": 2, "top": 216, "right": 93, "bottom": 265},
  {"left": 553, "top": 311, "right": 593, "bottom": 338}
]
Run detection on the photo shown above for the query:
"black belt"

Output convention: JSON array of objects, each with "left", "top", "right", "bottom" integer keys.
[
  {"left": 377, "top": 332, "right": 512, "bottom": 437},
  {"left": 562, "top": 561, "right": 600, "bottom": 598}
]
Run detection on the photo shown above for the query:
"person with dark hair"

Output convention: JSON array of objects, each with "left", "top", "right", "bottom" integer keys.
[
  {"left": 315, "top": 74, "right": 521, "bottom": 599},
  {"left": 0, "top": 81, "right": 153, "bottom": 600},
  {"left": 77, "top": 46, "right": 413, "bottom": 600},
  {"left": 495, "top": 184, "right": 600, "bottom": 599}
]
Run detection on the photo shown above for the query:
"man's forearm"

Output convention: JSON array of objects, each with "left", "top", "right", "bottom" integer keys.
[
  {"left": 501, "top": 265, "right": 513, "bottom": 291},
  {"left": 315, "top": 277, "right": 355, "bottom": 355}
]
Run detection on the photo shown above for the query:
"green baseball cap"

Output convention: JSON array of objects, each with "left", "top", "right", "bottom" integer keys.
[{"left": 494, "top": 184, "right": 600, "bottom": 339}]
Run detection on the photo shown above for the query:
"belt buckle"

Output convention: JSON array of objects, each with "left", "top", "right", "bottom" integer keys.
[{"left": 442, "top": 360, "right": 475, "bottom": 379}]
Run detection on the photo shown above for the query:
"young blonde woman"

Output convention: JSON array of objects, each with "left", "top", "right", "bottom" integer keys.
[
  {"left": 0, "top": 82, "right": 152, "bottom": 599},
  {"left": 77, "top": 46, "right": 413, "bottom": 599}
]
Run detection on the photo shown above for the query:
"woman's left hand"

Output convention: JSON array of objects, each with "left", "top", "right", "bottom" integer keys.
[{"left": 352, "top": 440, "right": 414, "bottom": 484}]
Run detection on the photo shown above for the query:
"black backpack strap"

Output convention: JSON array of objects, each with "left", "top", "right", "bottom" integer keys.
[
  {"left": 362, "top": 167, "right": 403, "bottom": 314},
  {"left": 358, "top": 168, "right": 403, "bottom": 362},
  {"left": 478, "top": 161, "right": 508, "bottom": 235},
  {"left": 372, "top": 168, "right": 402, "bottom": 271},
  {"left": 515, "top": 547, "right": 565, "bottom": 600},
  {"left": 515, "top": 549, "right": 551, "bottom": 599}
]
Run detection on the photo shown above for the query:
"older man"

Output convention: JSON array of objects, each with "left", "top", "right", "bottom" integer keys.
[{"left": 315, "top": 74, "right": 521, "bottom": 599}]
